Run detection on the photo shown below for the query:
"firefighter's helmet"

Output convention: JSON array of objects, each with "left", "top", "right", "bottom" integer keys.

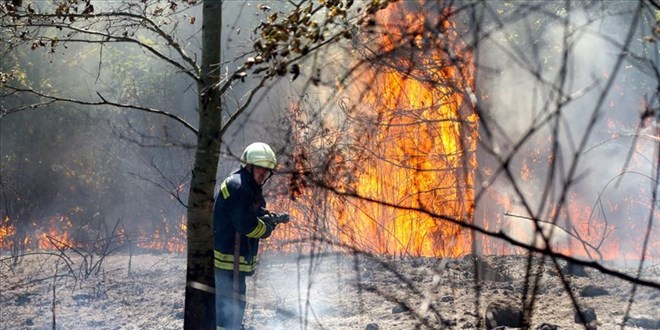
[{"left": 240, "top": 142, "right": 277, "bottom": 169}]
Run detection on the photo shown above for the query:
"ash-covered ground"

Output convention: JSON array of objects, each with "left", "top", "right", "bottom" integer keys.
[{"left": 1, "top": 251, "right": 658, "bottom": 329}]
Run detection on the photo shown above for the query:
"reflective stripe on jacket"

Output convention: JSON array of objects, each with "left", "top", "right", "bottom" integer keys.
[
  {"left": 214, "top": 249, "right": 257, "bottom": 273},
  {"left": 213, "top": 167, "right": 271, "bottom": 275}
]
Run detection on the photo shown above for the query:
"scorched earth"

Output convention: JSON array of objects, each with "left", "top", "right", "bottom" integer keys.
[{"left": 1, "top": 252, "right": 658, "bottom": 329}]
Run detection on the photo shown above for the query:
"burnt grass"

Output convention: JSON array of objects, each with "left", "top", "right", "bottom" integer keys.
[{"left": 1, "top": 252, "right": 658, "bottom": 329}]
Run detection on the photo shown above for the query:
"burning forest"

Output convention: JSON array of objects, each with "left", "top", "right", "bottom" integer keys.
[{"left": 1, "top": 0, "right": 659, "bottom": 329}]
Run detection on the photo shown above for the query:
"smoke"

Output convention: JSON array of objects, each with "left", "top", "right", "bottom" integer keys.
[
  {"left": 0, "top": 0, "right": 300, "bottom": 246},
  {"left": 0, "top": 2, "right": 207, "bottom": 246},
  {"left": 251, "top": 252, "right": 367, "bottom": 329},
  {"left": 474, "top": 2, "right": 658, "bottom": 259}
]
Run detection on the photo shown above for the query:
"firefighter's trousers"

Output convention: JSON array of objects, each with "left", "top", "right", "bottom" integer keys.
[{"left": 215, "top": 269, "right": 247, "bottom": 330}]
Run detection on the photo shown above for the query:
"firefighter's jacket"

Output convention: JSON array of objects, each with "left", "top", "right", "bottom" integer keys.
[{"left": 213, "top": 167, "right": 273, "bottom": 275}]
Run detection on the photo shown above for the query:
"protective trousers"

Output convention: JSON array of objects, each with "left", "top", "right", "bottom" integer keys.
[{"left": 215, "top": 269, "right": 247, "bottom": 330}]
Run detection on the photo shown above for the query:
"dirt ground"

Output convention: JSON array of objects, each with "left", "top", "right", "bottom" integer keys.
[{"left": 1, "top": 251, "right": 658, "bottom": 329}]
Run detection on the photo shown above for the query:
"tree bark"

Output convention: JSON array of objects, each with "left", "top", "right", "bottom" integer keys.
[{"left": 184, "top": 1, "right": 223, "bottom": 329}]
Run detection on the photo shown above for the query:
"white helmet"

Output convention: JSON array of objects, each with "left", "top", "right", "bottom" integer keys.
[{"left": 240, "top": 142, "right": 277, "bottom": 170}]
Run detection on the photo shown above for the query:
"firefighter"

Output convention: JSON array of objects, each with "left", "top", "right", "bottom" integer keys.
[{"left": 213, "top": 142, "right": 289, "bottom": 330}]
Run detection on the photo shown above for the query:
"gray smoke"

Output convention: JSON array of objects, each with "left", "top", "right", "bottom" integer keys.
[{"left": 473, "top": 3, "right": 658, "bottom": 259}]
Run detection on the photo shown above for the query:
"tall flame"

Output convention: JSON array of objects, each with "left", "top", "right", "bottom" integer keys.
[
  {"left": 342, "top": 4, "right": 476, "bottom": 257},
  {"left": 275, "top": 2, "right": 478, "bottom": 257}
]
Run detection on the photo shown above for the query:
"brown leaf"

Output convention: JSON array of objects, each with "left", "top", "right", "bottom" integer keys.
[{"left": 190, "top": 16, "right": 196, "bottom": 24}]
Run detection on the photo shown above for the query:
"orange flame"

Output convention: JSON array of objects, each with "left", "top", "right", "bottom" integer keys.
[
  {"left": 273, "top": 2, "right": 478, "bottom": 257},
  {"left": 0, "top": 216, "right": 16, "bottom": 250},
  {"left": 0, "top": 214, "right": 187, "bottom": 254},
  {"left": 338, "top": 3, "right": 478, "bottom": 257},
  {"left": 135, "top": 215, "right": 187, "bottom": 253}
]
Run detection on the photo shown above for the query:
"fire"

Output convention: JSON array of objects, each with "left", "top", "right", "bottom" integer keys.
[
  {"left": 275, "top": 2, "right": 658, "bottom": 262},
  {"left": 334, "top": 3, "right": 477, "bottom": 257},
  {"left": 0, "top": 215, "right": 75, "bottom": 251},
  {"left": 275, "top": 2, "right": 478, "bottom": 257},
  {"left": 474, "top": 120, "right": 659, "bottom": 262},
  {"left": 0, "top": 216, "right": 16, "bottom": 250},
  {"left": 548, "top": 194, "right": 659, "bottom": 261},
  {"left": 135, "top": 215, "right": 187, "bottom": 253},
  {"left": 0, "top": 214, "right": 187, "bottom": 254}
]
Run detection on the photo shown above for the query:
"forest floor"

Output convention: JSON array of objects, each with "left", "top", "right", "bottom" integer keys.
[{"left": 0, "top": 251, "right": 658, "bottom": 329}]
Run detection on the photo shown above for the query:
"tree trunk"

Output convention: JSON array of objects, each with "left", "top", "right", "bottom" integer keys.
[{"left": 184, "top": 1, "right": 223, "bottom": 329}]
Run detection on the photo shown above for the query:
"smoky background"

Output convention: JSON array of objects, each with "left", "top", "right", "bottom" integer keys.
[
  {"left": 0, "top": 1, "right": 301, "bottom": 249},
  {"left": 470, "top": 2, "right": 659, "bottom": 261}
]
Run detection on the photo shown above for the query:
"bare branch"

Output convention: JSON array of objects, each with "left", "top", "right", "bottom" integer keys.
[
  {"left": 1, "top": 86, "right": 198, "bottom": 134},
  {"left": 4, "top": 11, "right": 200, "bottom": 81}
]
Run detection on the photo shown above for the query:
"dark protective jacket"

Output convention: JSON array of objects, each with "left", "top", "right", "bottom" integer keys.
[{"left": 213, "top": 167, "right": 273, "bottom": 275}]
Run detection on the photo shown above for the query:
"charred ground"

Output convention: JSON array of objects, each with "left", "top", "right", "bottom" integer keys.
[{"left": 1, "top": 252, "right": 658, "bottom": 329}]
